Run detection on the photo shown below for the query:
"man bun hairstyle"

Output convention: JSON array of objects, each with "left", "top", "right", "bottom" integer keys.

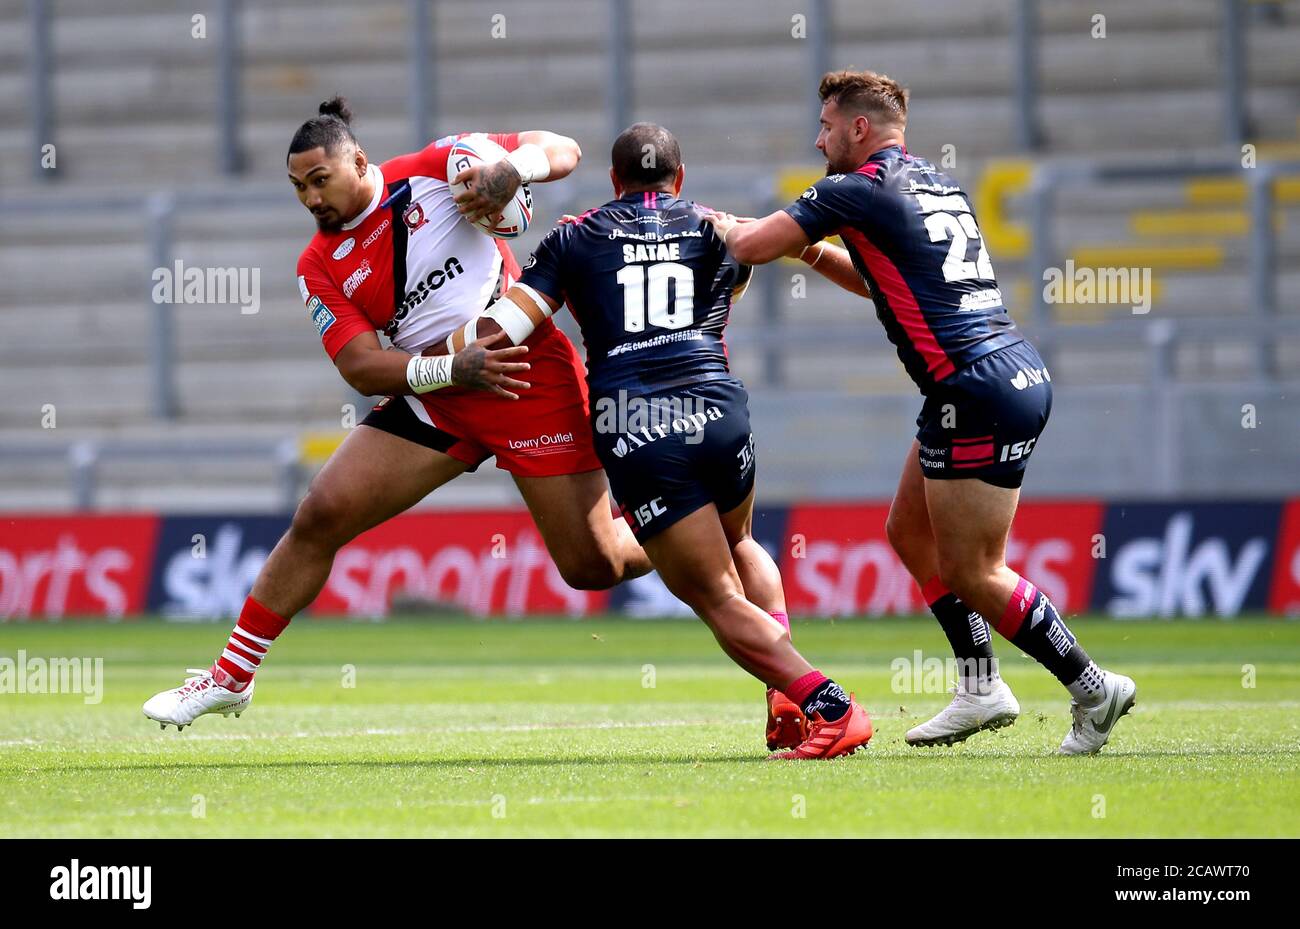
[
  {"left": 611, "top": 122, "right": 681, "bottom": 191},
  {"left": 287, "top": 95, "right": 359, "bottom": 162},
  {"left": 818, "top": 70, "right": 908, "bottom": 127}
]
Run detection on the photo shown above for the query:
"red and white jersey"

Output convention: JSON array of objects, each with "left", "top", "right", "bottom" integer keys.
[{"left": 296, "top": 132, "right": 524, "bottom": 359}]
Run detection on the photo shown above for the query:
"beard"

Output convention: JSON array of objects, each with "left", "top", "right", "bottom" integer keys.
[
  {"left": 824, "top": 151, "right": 853, "bottom": 176},
  {"left": 315, "top": 213, "right": 343, "bottom": 233},
  {"left": 821, "top": 137, "right": 861, "bottom": 175}
]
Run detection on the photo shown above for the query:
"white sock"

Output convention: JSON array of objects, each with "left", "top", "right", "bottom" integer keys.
[{"left": 1068, "top": 662, "right": 1107, "bottom": 705}]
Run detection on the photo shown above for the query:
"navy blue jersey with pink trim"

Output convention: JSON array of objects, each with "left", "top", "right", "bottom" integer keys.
[
  {"left": 784, "top": 144, "right": 1023, "bottom": 393},
  {"left": 518, "top": 191, "right": 751, "bottom": 398}
]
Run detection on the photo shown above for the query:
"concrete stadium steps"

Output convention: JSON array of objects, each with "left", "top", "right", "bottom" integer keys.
[
  {"left": 4, "top": 255, "right": 1290, "bottom": 364},
  {"left": 0, "top": 297, "right": 323, "bottom": 367},
  {"left": 0, "top": 355, "right": 352, "bottom": 430},
  {"left": 1, "top": 0, "right": 1297, "bottom": 507},
  {"left": 0, "top": 415, "right": 529, "bottom": 513},
  {"left": 9, "top": 84, "right": 1300, "bottom": 191},
  {"left": 4, "top": 0, "right": 1300, "bottom": 190},
  {"left": 26, "top": 23, "right": 1285, "bottom": 126}
]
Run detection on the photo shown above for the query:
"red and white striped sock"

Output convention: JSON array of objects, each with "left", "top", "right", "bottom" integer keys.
[{"left": 211, "top": 596, "right": 290, "bottom": 692}]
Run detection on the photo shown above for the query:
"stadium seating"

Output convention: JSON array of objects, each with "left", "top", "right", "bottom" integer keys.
[{"left": 2, "top": 0, "right": 1298, "bottom": 509}]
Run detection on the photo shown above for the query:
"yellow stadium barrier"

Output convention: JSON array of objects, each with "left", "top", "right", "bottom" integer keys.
[
  {"left": 1185, "top": 176, "right": 1300, "bottom": 206},
  {"left": 973, "top": 159, "right": 1034, "bottom": 260},
  {"left": 299, "top": 430, "right": 346, "bottom": 465},
  {"left": 776, "top": 167, "right": 824, "bottom": 204},
  {"left": 1071, "top": 244, "right": 1223, "bottom": 270},
  {"left": 1131, "top": 209, "right": 1286, "bottom": 238}
]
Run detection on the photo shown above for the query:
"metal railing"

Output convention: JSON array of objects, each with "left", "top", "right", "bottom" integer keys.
[
  {"left": 9, "top": 0, "right": 1295, "bottom": 509},
  {"left": 23, "top": 0, "right": 1257, "bottom": 178},
  {"left": 1027, "top": 158, "right": 1300, "bottom": 381},
  {"left": 0, "top": 437, "right": 304, "bottom": 511}
]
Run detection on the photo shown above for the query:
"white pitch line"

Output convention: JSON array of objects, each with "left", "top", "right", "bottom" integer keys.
[{"left": 0, "top": 717, "right": 755, "bottom": 746}]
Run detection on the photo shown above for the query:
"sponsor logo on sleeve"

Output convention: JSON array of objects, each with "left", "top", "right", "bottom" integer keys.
[{"left": 307, "top": 295, "right": 336, "bottom": 336}]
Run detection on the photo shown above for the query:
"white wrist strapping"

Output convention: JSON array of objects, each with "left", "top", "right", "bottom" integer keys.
[
  {"left": 406, "top": 354, "right": 453, "bottom": 394},
  {"left": 504, "top": 143, "right": 550, "bottom": 184}
]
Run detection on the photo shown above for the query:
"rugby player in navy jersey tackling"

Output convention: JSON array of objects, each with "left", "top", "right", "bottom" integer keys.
[
  {"left": 433, "top": 123, "right": 873, "bottom": 759},
  {"left": 708, "top": 70, "right": 1136, "bottom": 754}
]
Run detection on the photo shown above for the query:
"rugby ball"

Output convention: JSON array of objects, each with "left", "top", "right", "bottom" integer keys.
[{"left": 446, "top": 135, "right": 533, "bottom": 239}]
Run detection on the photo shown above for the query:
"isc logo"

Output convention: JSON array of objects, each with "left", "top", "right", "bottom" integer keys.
[
  {"left": 1000, "top": 438, "right": 1037, "bottom": 462},
  {"left": 633, "top": 498, "right": 668, "bottom": 528}
]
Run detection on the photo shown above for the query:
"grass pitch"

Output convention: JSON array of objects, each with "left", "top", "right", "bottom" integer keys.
[{"left": 1, "top": 616, "right": 1298, "bottom": 837}]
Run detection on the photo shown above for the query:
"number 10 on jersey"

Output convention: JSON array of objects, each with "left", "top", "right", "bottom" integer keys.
[{"left": 617, "top": 262, "right": 695, "bottom": 333}]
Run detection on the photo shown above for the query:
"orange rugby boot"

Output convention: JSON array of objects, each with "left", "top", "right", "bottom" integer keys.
[
  {"left": 768, "top": 696, "right": 872, "bottom": 760},
  {"left": 765, "top": 688, "right": 808, "bottom": 751}
]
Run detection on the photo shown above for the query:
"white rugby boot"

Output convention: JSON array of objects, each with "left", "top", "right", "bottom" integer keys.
[
  {"left": 905, "top": 678, "right": 1020, "bottom": 747},
  {"left": 1059, "top": 671, "right": 1136, "bottom": 755},
  {"left": 143, "top": 667, "right": 253, "bottom": 731}
]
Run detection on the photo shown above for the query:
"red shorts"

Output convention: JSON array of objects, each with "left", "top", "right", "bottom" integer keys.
[{"left": 365, "top": 320, "right": 602, "bottom": 478}]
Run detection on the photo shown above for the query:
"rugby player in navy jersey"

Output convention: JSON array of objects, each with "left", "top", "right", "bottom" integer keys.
[
  {"left": 434, "top": 123, "right": 873, "bottom": 759},
  {"left": 708, "top": 71, "right": 1136, "bottom": 754}
]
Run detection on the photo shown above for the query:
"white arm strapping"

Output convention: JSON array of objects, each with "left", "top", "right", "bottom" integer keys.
[
  {"left": 484, "top": 284, "right": 555, "bottom": 345},
  {"left": 504, "top": 143, "right": 550, "bottom": 184}
]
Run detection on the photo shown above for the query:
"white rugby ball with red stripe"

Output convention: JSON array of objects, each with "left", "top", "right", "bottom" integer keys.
[{"left": 446, "top": 135, "right": 533, "bottom": 239}]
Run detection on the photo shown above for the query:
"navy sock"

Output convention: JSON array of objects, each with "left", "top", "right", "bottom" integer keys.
[
  {"left": 997, "top": 579, "right": 1090, "bottom": 688},
  {"left": 926, "top": 583, "right": 998, "bottom": 690},
  {"left": 800, "top": 679, "right": 850, "bottom": 722}
]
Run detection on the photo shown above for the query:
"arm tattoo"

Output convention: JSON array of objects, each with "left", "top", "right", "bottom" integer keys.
[
  {"left": 477, "top": 162, "right": 521, "bottom": 210},
  {"left": 450, "top": 343, "right": 491, "bottom": 389}
]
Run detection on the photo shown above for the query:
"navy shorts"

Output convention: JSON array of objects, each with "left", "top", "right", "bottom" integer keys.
[
  {"left": 591, "top": 378, "right": 756, "bottom": 542},
  {"left": 915, "top": 341, "right": 1052, "bottom": 489}
]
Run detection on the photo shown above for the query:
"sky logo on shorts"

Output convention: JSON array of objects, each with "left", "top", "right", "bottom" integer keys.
[{"left": 307, "top": 295, "right": 336, "bottom": 337}]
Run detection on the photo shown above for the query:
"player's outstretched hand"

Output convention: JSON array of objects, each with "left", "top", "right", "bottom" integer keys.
[
  {"left": 450, "top": 330, "right": 531, "bottom": 400},
  {"left": 703, "top": 210, "right": 740, "bottom": 244},
  {"left": 452, "top": 161, "right": 520, "bottom": 223}
]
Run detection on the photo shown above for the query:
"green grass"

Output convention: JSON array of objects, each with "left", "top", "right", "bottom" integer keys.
[{"left": 1, "top": 616, "right": 1298, "bottom": 837}]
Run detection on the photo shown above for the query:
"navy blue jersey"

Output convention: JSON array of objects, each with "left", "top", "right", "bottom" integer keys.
[
  {"left": 784, "top": 144, "right": 1023, "bottom": 393},
  {"left": 517, "top": 191, "right": 750, "bottom": 398}
]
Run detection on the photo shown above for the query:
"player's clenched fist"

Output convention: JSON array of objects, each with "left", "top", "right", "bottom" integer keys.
[{"left": 424, "top": 329, "right": 532, "bottom": 400}]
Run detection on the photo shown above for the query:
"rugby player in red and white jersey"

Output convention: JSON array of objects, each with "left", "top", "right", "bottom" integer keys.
[{"left": 143, "top": 97, "right": 652, "bottom": 729}]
